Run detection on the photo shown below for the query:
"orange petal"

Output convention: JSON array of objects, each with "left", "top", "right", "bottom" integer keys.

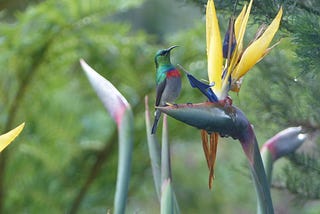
[
  {"left": 201, "top": 130, "right": 210, "bottom": 168},
  {"left": 208, "top": 132, "right": 219, "bottom": 189}
]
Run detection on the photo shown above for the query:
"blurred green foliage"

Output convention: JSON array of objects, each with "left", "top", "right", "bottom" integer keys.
[{"left": 0, "top": 0, "right": 320, "bottom": 213}]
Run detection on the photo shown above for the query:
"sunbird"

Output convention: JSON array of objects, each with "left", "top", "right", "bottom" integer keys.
[{"left": 151, "top": 46, "right": 181, "bottom": 134}]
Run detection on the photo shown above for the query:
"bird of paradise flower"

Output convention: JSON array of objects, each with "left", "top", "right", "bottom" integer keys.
[{"left": 178, "top": 0, "right": 283, "bottom": 189}]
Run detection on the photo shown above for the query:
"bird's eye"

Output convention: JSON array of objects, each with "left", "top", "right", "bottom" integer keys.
[{"left": 160, "top": 50, "right": 166, "bottom": 56}]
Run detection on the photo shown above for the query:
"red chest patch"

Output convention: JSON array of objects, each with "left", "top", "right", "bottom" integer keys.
[{"left": 167, "top": 69, "right": 180, "bottom": 78}]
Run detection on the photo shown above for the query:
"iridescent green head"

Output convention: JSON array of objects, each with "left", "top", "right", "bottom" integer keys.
[{"left": 154, "top": 45, "right": 178, "bottom": 68}]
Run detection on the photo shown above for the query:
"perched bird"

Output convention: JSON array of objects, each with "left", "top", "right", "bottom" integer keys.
[{"left": 151, "top": 46, "right": 181, "bottom": 134}]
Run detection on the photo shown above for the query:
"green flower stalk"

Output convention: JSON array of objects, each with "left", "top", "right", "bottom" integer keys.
[
  {"left": 145, "top": 96, "right": 161, "bottom": 200},
  {"left": 145, "top": 96, "right": 180, "bottom": 214},
  {"left": 80, "top": 59, "right": 133, "bottom": 214}
]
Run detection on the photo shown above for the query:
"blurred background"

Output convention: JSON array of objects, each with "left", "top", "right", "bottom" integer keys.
[{"left": 0, "top": 0, "right": 320, "bottom": 213}]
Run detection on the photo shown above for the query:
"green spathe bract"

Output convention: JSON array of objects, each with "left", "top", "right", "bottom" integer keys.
[
  {"left": 157, "top": 102, "right": 247, "bottom": 138},
  {"left": 158, "top": 102, "right": 274, "bottom": 214}
]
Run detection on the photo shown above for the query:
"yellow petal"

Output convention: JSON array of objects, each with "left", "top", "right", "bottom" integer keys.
[
  {"left": 234, "top": 4, "right": 247, "bottom": 45},
  {"left": 0, "top": 123, "right": 25, "bottom": 152},
  {"left": 228, "top": 0, "right": 252, "bottom": 79},
  {"left": 236, "top": 0, "right": 253, "bottom": 54},
  {"left": 206, "top": 0, "right": 223, "bottom": 94},
  {"left": 232, "top": 7, "right": 283, "bottom": 80},
  {"left": 260, "top": 40, "right": 281, "bottom": 59}
]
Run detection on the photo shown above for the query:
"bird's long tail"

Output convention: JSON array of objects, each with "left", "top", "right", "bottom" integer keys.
[{"left": 151, "top": 110, "right": 161, "bottom": 134}]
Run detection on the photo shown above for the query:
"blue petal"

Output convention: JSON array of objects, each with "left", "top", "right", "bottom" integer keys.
[
  {"left": 223, "top": 18, "right": 236, "bottom": 59},
  {"left": 186, "top": 73, "right": 218, "bottom": 102}
]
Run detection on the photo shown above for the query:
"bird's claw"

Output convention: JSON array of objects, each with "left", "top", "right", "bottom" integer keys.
[{"left": 165, "top": 102, "right": 179, "bottom": 108}]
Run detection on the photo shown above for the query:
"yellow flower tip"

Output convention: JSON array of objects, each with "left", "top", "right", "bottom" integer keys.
[
  {"left": 228, "top": 0, "right": 253, "bottom": 88},
  {"left": 206, "top": 0, "right": 223, "bottom": 94},
  {"left": 234, "top": 4, "right": 247, "bottom": 42},
  {"left": 232, "top": 6, "right": 283, "bottom": 81},
  {"left": 0, "top": 122, "right": 25, "bottom": 152},
  {"left": 236, "top": 0, "right": 253, "bottom": 53}
]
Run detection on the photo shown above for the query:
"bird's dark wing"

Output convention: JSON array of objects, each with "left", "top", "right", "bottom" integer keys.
[{"left": 155, "top": 78, "right": 166, "bottom": 107}]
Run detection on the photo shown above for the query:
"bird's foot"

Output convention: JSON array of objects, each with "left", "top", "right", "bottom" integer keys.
[{"left": 165, "top": 102, "right": 179, "bottom": 108}]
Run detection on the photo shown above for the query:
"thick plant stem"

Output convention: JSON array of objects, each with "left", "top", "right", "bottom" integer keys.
[
  {"left": 239, "top": 125, "right": 274, "bottom": 214},
  {"left": 160, "top": 115, "right": 180, "bottom": 214},
  {"left": 114, "top": 109, "right": 134, "bottom": 214},
  {"left": 259, "top": 149, "right": 274, "bottom": 214},
  {"left": 161, "top": 179, "right": 174, "bottom": 214},
  {"left": 145, "top": 96, "right": 161, "bottom": 201},
  {"left": 161, "top": 115, "right": 171, "bottom": 183},
  {"left": 160, "top": 115, "right": 173, "bottom": 214},
  {"left": 260, "top": 149, "right": 273, "bottom": 185}
]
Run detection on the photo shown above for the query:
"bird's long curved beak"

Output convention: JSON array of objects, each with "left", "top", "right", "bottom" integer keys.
[{"left": 166, "top": 45, "right": 179, "bottom": 52}]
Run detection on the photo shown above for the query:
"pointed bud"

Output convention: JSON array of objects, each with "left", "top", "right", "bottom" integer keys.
[
  {"left": 80, "top": 59, "right": 130, "bottom": 126},
  {"left": 261, "top": 126, "right": 307, "bottom": 161}
]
